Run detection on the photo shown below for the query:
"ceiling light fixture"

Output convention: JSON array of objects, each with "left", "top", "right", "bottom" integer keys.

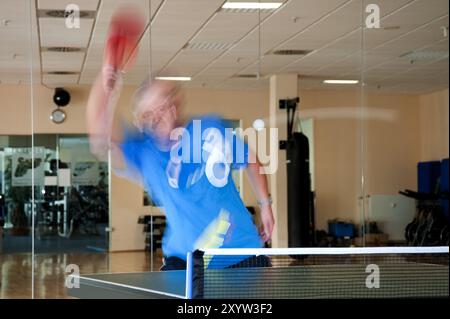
[
  {"left": 222, "top": 2, "right": 283, "bottom": 10},
  {"left": 155, "top": 76, "right": 191, "bottom": 81},
  {"left": 323, "top": 80, "right": 359, "bottom": 84}
]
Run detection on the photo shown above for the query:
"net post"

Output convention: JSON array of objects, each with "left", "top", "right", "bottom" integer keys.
[{"left": 185, "top": 251, "right": 193, "bottom": 299}]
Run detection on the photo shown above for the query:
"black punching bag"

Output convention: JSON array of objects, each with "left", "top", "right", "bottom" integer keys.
[{"left": 286, "top": 132, "right": 312, "bottom": 247}]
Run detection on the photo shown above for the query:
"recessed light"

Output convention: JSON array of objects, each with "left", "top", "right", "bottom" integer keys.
[
  {"left": 323, "top": 80, "right": 359, "bottom": 84},
  {"left": 221, "top": 2, "right": 283, "bottom": 10},
  {"left": 155, "top": 76, "right": 191, "bottom": 81}
]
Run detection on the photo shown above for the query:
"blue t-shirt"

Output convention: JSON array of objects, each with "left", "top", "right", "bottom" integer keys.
[{"left": 120, "top": 115, "right": 263, "bottom": 263}]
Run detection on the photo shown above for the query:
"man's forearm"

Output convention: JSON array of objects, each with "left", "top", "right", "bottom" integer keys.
[
  {"left": 246, "top": 159, "right": 271, "bottom": 204},
  {"left": 246, "top": 158, "right": 275, "bottom": 242},
  {"left": 86, "top": 70, "right": 123, "bottom": 159}
]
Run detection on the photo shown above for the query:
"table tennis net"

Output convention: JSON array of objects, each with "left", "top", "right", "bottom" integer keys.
[{"left": 189, "top": 247, "right": 449, "bottom": 299}]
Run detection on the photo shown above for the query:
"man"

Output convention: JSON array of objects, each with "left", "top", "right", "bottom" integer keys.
[{"left": 86, "top": 12, "right": 274, "bottom": 270}]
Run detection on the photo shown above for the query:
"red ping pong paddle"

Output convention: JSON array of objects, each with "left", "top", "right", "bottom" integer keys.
[{"left": 103, "top": 7, "right": 145, "bottom": 73}]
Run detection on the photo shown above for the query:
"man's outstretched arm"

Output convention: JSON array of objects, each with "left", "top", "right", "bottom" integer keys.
[
  {"left": 246, "top": 155, "right": 275, "bottom": 243},
  {"left": 86, "top": 67, "right": 141, "bottom": 187},
  {"left": 87, "top": 7, "right": 144, "bottom": 170}
]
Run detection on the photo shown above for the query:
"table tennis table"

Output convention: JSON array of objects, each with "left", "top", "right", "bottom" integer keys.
[
  {"left": 68, "top": 271, "right": 187, "bottom": 299},
  {"left": 67, "top": 262, "right": 449, "bottom": 299}
]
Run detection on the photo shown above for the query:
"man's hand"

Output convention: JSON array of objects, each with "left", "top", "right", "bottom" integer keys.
[
  {"left": 259, "top": 205, "right": 275, "bottom": 243},
  {"left": 102, "top": 65, "right": 123, "bottom": 92}
]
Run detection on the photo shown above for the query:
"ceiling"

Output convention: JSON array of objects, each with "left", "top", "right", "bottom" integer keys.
[{"left": 0, "top": 0, "right": 448, "bottom": 94}]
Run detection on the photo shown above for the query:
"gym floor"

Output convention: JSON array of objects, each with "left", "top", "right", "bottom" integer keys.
[{"left": 0, "top": 251, "right": 163, "bottom": 298}]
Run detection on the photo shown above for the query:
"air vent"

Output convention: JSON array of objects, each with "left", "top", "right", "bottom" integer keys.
[
  {"left": 37, "top": 9, "right": 96, "bottom": 19},
  {"left": 270, "top": 49, "right": 312, "bottom": 56},
  {"left": 382, "top": 26, "right": 400, "bottom": 31},
  {"left": 42, "top": 47, "right": 85, "bottom": 53},
  {"left": 46, "top": 71, "right": 79, "bottom": 75},
  {"left": 183, "top": 42, "right": 234, "bottom": 51},
  {"left": 234, "top": 74, "right": 259, "bottom": 79},
  {"left": 399, "top": 51, "right": 449, "bottom": 61}
]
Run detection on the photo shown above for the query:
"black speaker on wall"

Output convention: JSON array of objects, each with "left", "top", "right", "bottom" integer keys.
[{"left": 53, "top": 87, "right": 71, "bottom": 107}]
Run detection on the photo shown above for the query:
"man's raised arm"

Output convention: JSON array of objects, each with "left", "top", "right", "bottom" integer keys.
[{"left": 86, "top": 69, "right": 123, "bottom": 162}]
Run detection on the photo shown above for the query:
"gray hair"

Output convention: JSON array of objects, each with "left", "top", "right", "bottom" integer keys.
[
  {"left": 131, "top": 77, "right": 180, "bottom": 119},
  {"left": 132, "top": 76, "right": 152, "bottom": 118}
]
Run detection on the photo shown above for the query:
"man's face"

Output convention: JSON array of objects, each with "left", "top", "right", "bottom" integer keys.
[{"left": 134, "top": 81, "right": 180, "bottom": 138}]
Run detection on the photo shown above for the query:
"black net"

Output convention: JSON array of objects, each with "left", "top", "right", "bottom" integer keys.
[{"left": 191, "top": 250, "right": 449, "bottom": 299}]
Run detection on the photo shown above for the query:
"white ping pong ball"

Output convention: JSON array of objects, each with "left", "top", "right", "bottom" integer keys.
[{"left": 253, "top": 119, "right": 265, "bottom": 131}]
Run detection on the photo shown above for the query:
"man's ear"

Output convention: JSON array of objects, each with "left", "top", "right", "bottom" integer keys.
[{"left": 169, "top": 104, "right": 177, "bottom": 119}]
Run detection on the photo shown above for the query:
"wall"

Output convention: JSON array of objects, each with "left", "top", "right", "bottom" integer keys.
[
  {"left": 299, "top": 89, "right": 421, "bottom": 231},
  {"left": 0, "top": 85, "right": 87, "bottom": 135},
  {"left": 419, "top": 89, "right": 449, "bottom": 162},
  {"left": 0, "top": 84, "right": 446, "bottom": 249}
]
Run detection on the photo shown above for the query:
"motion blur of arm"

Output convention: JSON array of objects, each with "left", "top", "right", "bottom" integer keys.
[
  {"left": 86, "top": 7, "right": 144, "bottom": 173},
  {"left": 86, "top": 67, "right": 126, "bottom": 169},
  {"left": 246, "top": 152, "right": 275, "bottom": 243}
]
